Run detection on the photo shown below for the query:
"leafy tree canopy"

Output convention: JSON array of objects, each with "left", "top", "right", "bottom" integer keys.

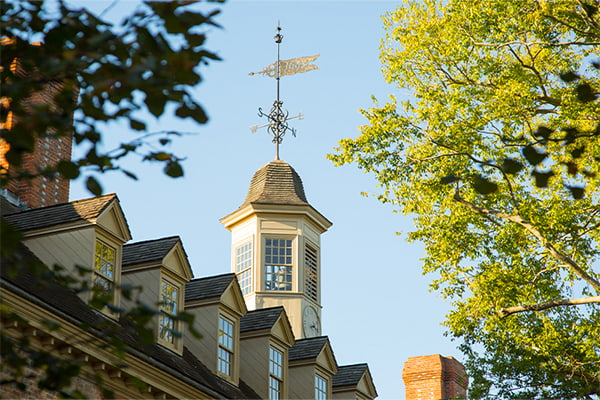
[
  {"left": 329, "top": 0, "right": 600, "bottom": 398},
  {"left": 1, "top": 0, "right": 222, "bottom": 194}
]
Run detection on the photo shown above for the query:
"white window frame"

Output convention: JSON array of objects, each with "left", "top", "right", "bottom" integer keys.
[
  {"left": 264, "top": 237, "right": 294, "bottom": 291},
  {"left": 158, "top": 278, "right": 181, "bottom": 350},
  {"left": 269, "top": 345, "right": 285, "bottom": 400},
  {"left": 235, "top": 239, "right": 253, "bottom": 296},
  {"left": 217, "top": 314, "right": 235, "bottom": 378},
  {"left": 91, "top": 235, "right": 121, "bottom": 318},
  {"left": 315, "top": 374, "right": 328, "bottom": 400}
]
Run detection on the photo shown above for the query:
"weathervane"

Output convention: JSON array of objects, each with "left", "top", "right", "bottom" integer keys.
[{"left": 249, "top": 25, "right": 319, "bottom": 160}]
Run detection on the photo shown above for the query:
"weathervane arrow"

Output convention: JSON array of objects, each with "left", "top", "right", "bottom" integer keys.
[{"left": 249, "top": 54, "right": 320, "bottom": 78}]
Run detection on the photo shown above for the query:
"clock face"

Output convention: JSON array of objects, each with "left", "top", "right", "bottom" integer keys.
[{"left": 303, "top": 306, "right": 321, "bottom": 338}]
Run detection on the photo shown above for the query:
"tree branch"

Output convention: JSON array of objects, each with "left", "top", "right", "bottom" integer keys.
[
  {"left": 499, "top": 295, "right": 600, "bottom": 317},
  {"left": 453, "top": 191, "right": 600, "bottom": 293}
]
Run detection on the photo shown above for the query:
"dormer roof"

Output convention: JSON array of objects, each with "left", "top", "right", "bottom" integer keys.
[
  {"left": 185, "top": 273, "right": 237, "bottom": 302},
  {"left": 2, "top": 193, "right": 131, "bottom": 242},
  {"left": 333, "top": 363, "right": 378, "bottom": 399},
  {"left": 240, "top": 306, "right": 286, "bottom": 333},
  {"left": 122, "top": 236, "right": 193, "bottom": 281},
  {"left": 289, "top": 336, "right": 338, "bottom": 375},
  {"left": 240, "top": 306, "right": 295, "bottom": 348},
  {"left": 185, "top": 273, "right": 247, "bottom": 316}
]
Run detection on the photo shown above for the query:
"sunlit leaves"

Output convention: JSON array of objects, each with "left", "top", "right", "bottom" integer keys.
[{"left": 330, "top": 0, "right": 600, "bottom": 397}]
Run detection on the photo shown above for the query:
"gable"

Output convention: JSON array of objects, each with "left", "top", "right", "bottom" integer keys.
[
  {"left": 316, "top": 341, "right": 338, "bottom": 375},
  {"left": 163, "top": 242, "right": 193, "bottom": 281},
  {"left": 219, "top": 279, "right": 247, "bottom": 317},
  {"left": 96, "top": 200, "right": 131, "bottom": 243},
  {"left": 270, "top": 312, "right": 295, "bottom": 348},
  {"left": 356, "top": 368, "right": 377, "bottom": 398}
]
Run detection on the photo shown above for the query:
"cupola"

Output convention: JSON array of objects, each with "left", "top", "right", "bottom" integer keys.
[{"left": 220, "top": 159, "right": 331, "bottom": 339}]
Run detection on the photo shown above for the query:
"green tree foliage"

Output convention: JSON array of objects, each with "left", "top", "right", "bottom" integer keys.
[
  {"left": 1, "top": 0, "right": 222, "bottom": 193},
  {"left": 329, "top": 0, "right": 600, "bottom": 398}
]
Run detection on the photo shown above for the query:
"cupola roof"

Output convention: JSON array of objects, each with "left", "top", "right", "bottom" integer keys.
[{"left": 240, "top": 159, "right": 308, "bottom": 207}]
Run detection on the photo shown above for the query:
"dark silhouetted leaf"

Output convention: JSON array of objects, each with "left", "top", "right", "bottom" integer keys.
[
  {"left": 567, "top": 185, "right": 585, "bottom": 199},
  {"left": 559, "top": 71, "right": 579, "bottom": 82},
  {"left": 534, "top": 126, "right": 553, "bottom": 141},
  {"left": 122, "top": 169, "right": 138, "bottom": 180},
  {"left": 502, "top": 158, "right": 524, "bottom": 174},
  {"left": 129, "top": 119, "right": 146, "bottom": 131},
  {"left": 565, "top": 161, "right": 578, "bottom": 175},
  {"left": 571, "top": 146, "right": 585, "bottom": 159},
  {"left": 441, "top": 175, "right": 459, "bottom": 184},
  {"left": 57, "top": 160, "right": 80, "bottom": 179},
  {"left": 575, "top": 83, "right": 597, "bottom": 103},
  {"left": 164, "top": 161, "right": 183, "bottom": 178},
  {"left": 473, "top": 175, "right": 498, "bottom": 194},
  {"left": 85, "top": 176, "right": 103, "bottom": 196},
  {"left": 532, "top": 170, "right": 554, "bottom": 187},
  {"left": 522, "top": 145, "right": 548, "bottom": 166}
]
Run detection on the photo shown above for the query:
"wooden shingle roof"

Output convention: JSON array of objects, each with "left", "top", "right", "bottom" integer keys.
[
  {"left": 3, "top": 193, "right": 118, "bottom": 232},
  {"left": 288, "top": 336, "right": 330, "bottom": 361},
  {"left": 240, "top": 159, "right": 309, "bottom": 207},
  {"left": 185, "top": 273, "right": 236, "bottom": 302},
  {"left": 333, "top": 363, "right": 369, "bottom": 387},
  {"left": 240, "top": 306, "right": 285, "bottom": 333},
  {"left": 122, "top": 236, "right": 182, "bottom": 266}
]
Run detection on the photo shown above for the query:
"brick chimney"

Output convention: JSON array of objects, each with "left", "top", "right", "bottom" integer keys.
[
  {"left": 1, "top": 40, "right": 74, "bottom": 209},
  {"left": 402, "top": 354, "right": 468, "bottom": 400}
]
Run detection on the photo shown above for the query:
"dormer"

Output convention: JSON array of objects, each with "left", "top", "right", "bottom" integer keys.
[
  {"left": 239, "top": 306, "right": 295, "bottom": 399},
  {"left": 288, "top": 336, "right": 338, "bottom": 400},
  {"left": 120, "top": 236, "right": 193, "bottom": 354},
  {"left": 3, "top": 193, "right": 131, "bottom": 318},
  {"left": 333, "top": 364, "right": 378, "bottom": 400},
  {"left": 184, "top": 273, "right": 247, "bottom": 385}
]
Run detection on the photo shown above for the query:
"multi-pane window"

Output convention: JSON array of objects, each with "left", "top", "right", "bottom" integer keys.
[
  {"left": 305, "top": 244, "right": 318, "bottom": 301},
  {"left": 265, "top": 238, "right": 293, "bottom": 291},
  {"left": 218, "top": 316, "right": 234, "bottom": 376},
  {"left": 269, "top": 347, "right": 284, "bottom": 400},
  {"left": 315, "top": 375, "right": 327, "bottom": 400},
  {"left": 159, "top": 280, "right": 179, "bottom": 344},
  {"left": 94, "top": 241, "right": 115, "bottom": 293},
  {"left": 235, "top": 241, "right": 253, "bottom": 295}
]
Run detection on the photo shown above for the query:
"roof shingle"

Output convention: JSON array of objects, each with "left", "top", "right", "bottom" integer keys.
[
  {"left": 288, "top": 336, "right": 329, "bottom": 361},
  {"left": 122, "top": 236, "right": 182, "bottom": 267},
  {"left": 240, "top": 307, "right": 285, "bottom": 333},
  {"left": 3, "top": 193, "right": 117, "bottom": 232},
  {"left": 240, "top": 160, "right": 309, "bottom": 208},
  {"left": 333, "top": 363, "right": 368, "bottom": 387},
  {"left": 185, "top": 273, "right": 236, "bottom": 302}
]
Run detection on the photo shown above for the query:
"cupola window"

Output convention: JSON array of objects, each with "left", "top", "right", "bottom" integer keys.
[
  {"left": 265, "top": 238, "right": 293, "bottom": 291},
  {"left": 235, "top": 240, "right": 253, "bottom": 295}
]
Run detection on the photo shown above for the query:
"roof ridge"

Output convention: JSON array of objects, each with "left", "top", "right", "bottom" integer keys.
[
  {"left": 187, "top": 272, "right": 235, "bottom": 283},
  {"left": 3, "top": 192, "right": 117, "bottom": 216},
  {"left": 124, "top": 236, "right": 181, "bottom": 247}
]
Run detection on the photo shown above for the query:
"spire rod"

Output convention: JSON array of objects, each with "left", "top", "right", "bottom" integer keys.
[{"left": 249, "top": 25, "right": 319, "bottom": 160}]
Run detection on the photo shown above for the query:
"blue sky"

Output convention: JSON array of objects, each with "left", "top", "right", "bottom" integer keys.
[{"left": 71, "top": 1, "right": 460, "bottom": 398}]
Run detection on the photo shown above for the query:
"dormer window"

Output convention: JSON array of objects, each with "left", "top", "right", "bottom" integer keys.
[
  {"left": 315, "top": 374, "right": 327, "bottom": 400},
  {"left": 94, "top": 240, "right": 115, "bottom": 293},
  {"left": 269, "top": 346, "right": 284, "bottom": 400},
  {"left": 218, "top": 315, "right": 235, "bottom": 377},
  {"left": 265, "top": 238, "right": 293, "bottom": 291},
  {"left": 159, "top": 279, "right": 180, "bottom": 345}
]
